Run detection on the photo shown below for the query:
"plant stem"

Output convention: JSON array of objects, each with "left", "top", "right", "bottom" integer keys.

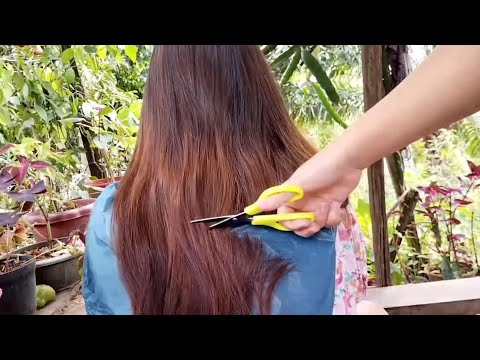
[
  {"left": 472, "top": 212, "right": 479, "bottom": 269},
  {"left": 38, "top": 204, "right": 53, "bottom": 248},
  {"left": 100, "top": 149, "right": 116, "bottom": 182}
]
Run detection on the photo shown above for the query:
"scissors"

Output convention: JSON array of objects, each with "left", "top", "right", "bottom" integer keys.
[{"left": 190, "top": 185, "right": 315, "bottom": 231}]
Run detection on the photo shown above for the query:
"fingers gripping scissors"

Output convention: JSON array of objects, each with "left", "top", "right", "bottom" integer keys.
[{"left": 190, "top": 185, "right": 315, "bottom": 231}]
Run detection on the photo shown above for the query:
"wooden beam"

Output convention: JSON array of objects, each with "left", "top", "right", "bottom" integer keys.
[
  {"left": 366, "top": 277, "right": 480, "bottom": 315},
  {"left": 361, "top": 45, "right": 391, "bottom": 287}
]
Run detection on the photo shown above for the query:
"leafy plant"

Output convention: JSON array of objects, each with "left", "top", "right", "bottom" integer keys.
[
  {"left": 0, "top": 144, "right": 48, "bottom": 276},
  {"left": 416, "top": 160, "right": 480, "bottom": 279}
]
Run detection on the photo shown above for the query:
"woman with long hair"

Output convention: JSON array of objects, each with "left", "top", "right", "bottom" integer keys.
[{"left": 83, "top": 45, "right": 382, "bottom": 315}]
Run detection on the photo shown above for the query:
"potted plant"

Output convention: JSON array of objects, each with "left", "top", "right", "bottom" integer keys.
[
  {"left": 12, "top": 227, "right": 85, "bottom": 292},
  {"left": 23, "top": 195, "right": 95, "bottom": 243},
  {"left": 0, "top": 146, "right": 47, "bottom": 314},
  {"left": 1, "top": 144, "right": 85, "bottom": 292},
  {"left": 0, "top": 145, "right": 94, "bottom": 243},
  {"left": 18, "top": 170, "right": 86, "bottom": 291}
]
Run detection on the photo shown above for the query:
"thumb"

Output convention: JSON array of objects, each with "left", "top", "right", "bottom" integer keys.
[{"left": 256, "top": 192, "right": 296, "bottom": 212}]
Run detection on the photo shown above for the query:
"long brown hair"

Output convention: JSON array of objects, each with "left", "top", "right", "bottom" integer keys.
[{"left": 113, "top": 45, "right": 317, "bottom": 314}]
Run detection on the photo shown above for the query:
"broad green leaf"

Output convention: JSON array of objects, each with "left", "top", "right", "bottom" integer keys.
[
  {"left": 55, "top": 105, "right": 71, "bottom": 118},
  {"left": 33, "top": 83, "right": 44, "bottom": 95},
  {"left": 129, "top": 99, "right": 142, "bottom": 118},
  {"left": 124, "top": 45, "right": 137, "bottom": 63},
  {"left": 87, "top": 56, "right": 97, "bottom": 71},
  {"left": 127, "top": 125, "right": 138, "bottom": 136},
  {"left": 41, "top": 67, "right": 53, "bottom": 82},
  {"left": 15, "top": 124, "right": 24, "bottom": 141},
  {"left": 34, "top": 103, "right": 48, "bottom": 121},
  {"left": 73, "top": 47, "right": 85, "bottom": 64},
  {"left": 0, "top": 108, "right": 11, "bottom": 126},
  {"left": 62, "top": 48, "right": 74, "bottom": 64},
  {"left": 107, "top": 45, "right": 119, "bottom": 57},
  {"left": 100, "top": 106, "right": 114, "bottom": 116},
  {"left": 65, "top": 68, "right": 75, "bottom": 84},
  {"left": 12, "top": 72, "right": 24, "bottom": 89},
  {"left": 0, "top": 89, "right": 3, "bottom": 104},
  {"left": 84, "top": 45, "right": 97, "bottom": 54},
  {"left": 21, "top": 137, "right": 40, "bottom": 145},
  {"left": 390, "top": 263, "right": 405, "bottom": 285},
  {"left": 22, "top": 83, "right": 29, "bottom": 99},
  {"left": 97, "top": 46, "right": 107, "bottom": 59},
  {"left": 52, "top": 80, "right": 62, "bottom": 93},
  {"left": 302, "top": 49, "right": 340, "bottom": 104},
  {"left": 2, "top": 84, "right": 13, "bottom": 101},
  {"left": 118, "top": 108, "right": 130, "bottom": 120}
]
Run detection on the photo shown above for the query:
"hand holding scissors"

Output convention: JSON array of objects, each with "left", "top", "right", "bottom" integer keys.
[{"left": 190, "top": 185, "right": 315, "bottom": 232}]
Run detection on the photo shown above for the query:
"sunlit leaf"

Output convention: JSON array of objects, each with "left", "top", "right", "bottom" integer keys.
[
  {"left": 62, "top": 48, "right": 74, "bottom": 64},
  {"left": 124, "top": 45, "right": 138, "bottom": 63},
  {"left": 65, "top": 68, "right": 75, "bottom": 84},
  {"left": 97, "top": 46, "right": 107, "bottom": 59},
  {"left": 34, "top": 103, "right": 48, "bottom": 122}
]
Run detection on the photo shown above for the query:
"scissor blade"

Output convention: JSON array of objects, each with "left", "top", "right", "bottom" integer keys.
[
  {"left": 190, "top": 215, "right": 234, "bottom": 224},
  {"left": 209, "top": 211, "right": 247, "bottom": 229}
]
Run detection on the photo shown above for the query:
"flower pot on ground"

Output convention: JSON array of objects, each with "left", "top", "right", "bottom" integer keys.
[
  {"left": 13, "top": 238, "right": 84, "bottom": 292},
  {"left": 0, "top": 254, "right": 36, "bottom": 315},
  {"left": 85, "top": 176, "right": 122, "bottom": 198},
  {"left": 23, "top": 198, "right": 95, "bottom": 243}
]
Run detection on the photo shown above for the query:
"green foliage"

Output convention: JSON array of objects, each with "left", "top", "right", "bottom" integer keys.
[{"left": 2, "top": 44, "right": 480, "bottom": 287}]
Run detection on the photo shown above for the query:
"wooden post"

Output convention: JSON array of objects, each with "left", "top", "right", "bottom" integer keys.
[{"left": 361, "top": 45, "right": 392, "bottom": 287}]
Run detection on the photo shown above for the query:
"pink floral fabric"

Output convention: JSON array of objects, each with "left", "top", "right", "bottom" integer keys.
[{"left": 332, "top": 204, "right": 368, "bottom": 315}]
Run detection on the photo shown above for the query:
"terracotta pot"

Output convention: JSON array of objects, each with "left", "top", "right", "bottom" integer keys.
[
  {"left": 23, "top": 199, "right": 95, "bottom": 243},
  {"left": 85, "top": 177, "right": 122, "bottom": 198}
]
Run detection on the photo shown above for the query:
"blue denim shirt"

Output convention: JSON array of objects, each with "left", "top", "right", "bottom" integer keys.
[{"left": 83, "top": 183, "right": 337, "bottom": 315}]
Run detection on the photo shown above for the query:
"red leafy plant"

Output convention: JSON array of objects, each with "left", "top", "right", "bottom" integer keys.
[
  {"left": 0, "top": 143, "right": 49, "bottom": 261},
  {"left": 417, "top": 160, "right": 480, "bottom": 279}
]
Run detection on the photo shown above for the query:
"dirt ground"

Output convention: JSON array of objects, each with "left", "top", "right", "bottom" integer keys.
[{"left": 35, "top": 282, "right": 86, "bottom": 315}]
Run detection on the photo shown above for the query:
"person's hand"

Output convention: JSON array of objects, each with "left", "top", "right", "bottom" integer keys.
[{"left": 257, "top": 149, "right": 362, "bottom": 237}]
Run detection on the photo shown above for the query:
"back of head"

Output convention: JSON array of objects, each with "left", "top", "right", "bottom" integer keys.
[{"left": 114, "top": 45, "right": 317, "bottom": 314}]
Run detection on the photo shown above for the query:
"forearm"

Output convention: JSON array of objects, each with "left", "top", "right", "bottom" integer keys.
[{"left": 330, "top": 45, "right": 480, "bottom": 170}]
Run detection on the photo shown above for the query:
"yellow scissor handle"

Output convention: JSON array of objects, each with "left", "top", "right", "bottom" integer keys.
[
  {"left": 244, "top": 185, "right": 305, "bottom": 216},
  {"left": 251, "top": 212, "right": 315, "bottom": 231}
]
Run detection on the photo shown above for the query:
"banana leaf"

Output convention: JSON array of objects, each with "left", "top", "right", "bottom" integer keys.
[
  {"left": 302, "top": 49, "right": 340, "bottom": 104},
  {"left": 270, "top": 46, "right": 298, "bottom": 68},
  {"left": 280, "top": 48, "right": 301, "bottom": 85},
  {"left": 311, "top": 83, "right": 347, "bottom": 129},
  {"left": 262, "top": 45, "right": 277, "bottom": 55}
]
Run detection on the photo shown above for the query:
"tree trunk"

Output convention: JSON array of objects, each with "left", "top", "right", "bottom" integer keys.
[
  {"left": 61, "top": 45, "right": 105, "bottom": 179},
  {"left": 383, "top": 45, "right": 423, "bottom": 264},
  {"left": 361, "top": 45, "right": 391, "bottom": 287}
]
